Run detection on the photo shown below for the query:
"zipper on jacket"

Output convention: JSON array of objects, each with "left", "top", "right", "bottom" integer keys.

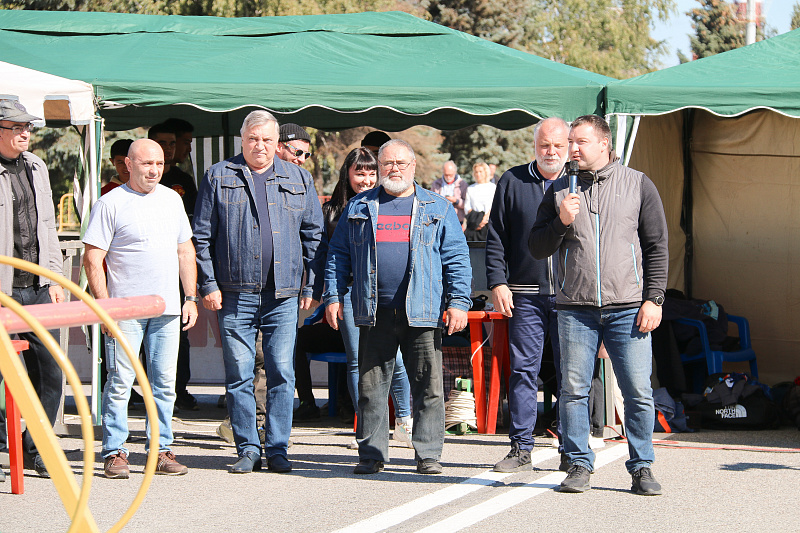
[
  {"left": 561, "top": 248, "right": 568, "bottom": 291},
  {"left": 595, "top": 212, "right": 601, "bottom": 305},
  {"left": 631, "top": 243, "right": 641, "bottom": 287},
  {"left": 543, "top": 180, "right": 554, "bottom": 294},
  {"left": 593, "top": 173, "right": 601, "bottom": 305}
]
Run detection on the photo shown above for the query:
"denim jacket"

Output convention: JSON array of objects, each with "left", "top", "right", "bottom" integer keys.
[
  {"left": 193, "top": 154, "right": 323, "bottom": 299},
  {"left": 323, "top": 184, "right": 472, "bottom": 327}
]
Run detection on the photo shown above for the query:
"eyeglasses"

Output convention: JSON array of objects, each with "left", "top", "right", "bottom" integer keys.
[
  {"left": 380, "top": 160, "right": 412, "bottom": 170},
  {"left": 282, "top": 143, "right": 311, "bottom": 159},
  {"left": 0, "top": 123, "right": 34, "bottom": 135}
]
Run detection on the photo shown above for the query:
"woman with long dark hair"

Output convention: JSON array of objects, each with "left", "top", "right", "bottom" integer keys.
[{"left": 323, "top": 147, "right": 413, "bottom": 448}]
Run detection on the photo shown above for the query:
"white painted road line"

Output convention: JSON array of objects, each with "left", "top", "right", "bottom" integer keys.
[
  {"left": 415, "top": 444, "right": 630, "bottom": 533},
  {"left": 332, "top": 447, "right": 560, "bottom": 533}
]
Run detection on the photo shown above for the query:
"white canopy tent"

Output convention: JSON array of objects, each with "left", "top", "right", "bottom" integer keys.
[
  {"left": 0, "top": 60, "right": 96, "bottom": 126},
  {"left": 1, "top": 60, "right": 103, "bottom": 420}
]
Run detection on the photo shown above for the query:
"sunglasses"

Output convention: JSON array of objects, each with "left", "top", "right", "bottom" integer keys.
[{"left": 282, "top": 142, "right": 311, "bottom": 159}]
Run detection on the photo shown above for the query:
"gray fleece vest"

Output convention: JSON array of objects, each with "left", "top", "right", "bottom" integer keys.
[{"left": 553, "top": 160, "right": 645, "bottom": 307}]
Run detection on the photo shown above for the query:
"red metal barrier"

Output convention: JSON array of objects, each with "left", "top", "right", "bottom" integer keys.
[{"left": 0, "top": 295, "right": 165, "bottom": 334}]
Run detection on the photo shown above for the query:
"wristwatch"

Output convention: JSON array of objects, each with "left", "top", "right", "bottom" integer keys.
[
  {"left": 649, "top": 295, "right": 664, "bottom": 306},
  {"left": 184, "top": 295, "right": 200, "bottom": 303}
]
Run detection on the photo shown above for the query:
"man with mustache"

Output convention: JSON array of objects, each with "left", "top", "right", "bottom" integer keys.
[
  {"left": 324, "top": 139, "right": 472, "bottom": 475},
  {"left": 486, "top": 117, "right": 569, "bottom": 473}
]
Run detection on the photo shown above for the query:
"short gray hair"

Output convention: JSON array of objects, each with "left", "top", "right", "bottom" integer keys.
[
  {"left": 240, "top": 110, "right": 279, "bottom": 137},
  {"left": 532, "top": 116, "right": 569, "bottom": 142},
  {"left": 378, "top": 139, "right": 416, "bottom": 162}
]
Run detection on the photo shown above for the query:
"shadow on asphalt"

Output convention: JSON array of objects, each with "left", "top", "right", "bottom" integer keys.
[{"left": 720, "top": 462, "right": 800, "bottom": 471}]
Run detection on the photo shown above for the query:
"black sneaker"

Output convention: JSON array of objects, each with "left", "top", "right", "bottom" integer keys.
[
  {"left": 293, "top": 401, "right": 321, "bottom": 420},
  {"left": 24, "top": 453, "right": 49, "bottom": 478},
  {"left": 493, "top": 442, "right": 532, "bottom": 473},
  {"left": 559, "top": 464, "right": 591, "bottom": 493},
  {"left": 559, "top": 453, "right": 570, "bottom": 472},
  {"left": 175, "top": 391, "right": 199, "bottom": 411},
  {"left": 416, "top": 458, "right": 443, "bottom": 474},
  {"left": 631, "top": 467, "right": 662, "bottom": 495},
  {"left": 353, "top": 459, "right": 384, "bottom": 475}
]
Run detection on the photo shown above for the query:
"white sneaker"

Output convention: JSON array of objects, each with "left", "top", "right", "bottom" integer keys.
[
  {"left": 347, "top": 439, "right": 359, "bottom": 450},
  {"left": 392, "top": 418, "right": 413, "bottom": 448}
]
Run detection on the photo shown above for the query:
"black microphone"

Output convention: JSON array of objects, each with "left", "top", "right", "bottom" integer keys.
[{"left": 568, "top": 161, "right": 579, "bottom": 194}]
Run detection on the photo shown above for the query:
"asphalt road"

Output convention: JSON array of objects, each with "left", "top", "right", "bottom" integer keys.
[{"left": 1, "top": 388, "right": 799, "bottom": 533}]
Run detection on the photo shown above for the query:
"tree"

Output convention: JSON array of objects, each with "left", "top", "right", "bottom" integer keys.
[
  {"left": 792, "top": 2, "right": 800, "bottom": 31},
  {"left": 428, "top": 0, "right": 673, "bottom": 174},
  {"left": 686, "top": 0, "right": 768, "bottom": 60},
  {"left": 528, "top": 0, "right": 673, "bottom": 79}
]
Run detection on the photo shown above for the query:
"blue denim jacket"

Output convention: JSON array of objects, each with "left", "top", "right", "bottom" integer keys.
[
  {"left": 193, "top": 154, "right": 323, "bottom": 299},
  {"left": 323, "top": 184, "right": 472, "bottom": 327}
]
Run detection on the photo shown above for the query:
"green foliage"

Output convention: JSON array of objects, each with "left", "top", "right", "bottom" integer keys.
[
  {"left": 528, "top": 0, "right": 674, "bottom": 79},
  {"left": 686, "top": 0, "right": 767, "bottom": 60},
  {"left": 28, "top": 126, "right": 83, "bottom": 213},
  {"left": 440, "top": 125, "right": 537, "bottom": 180},
  {"left": 792, "top": 3, "right": 800, "bottom": 31},
  {"left": 429, "top": 0, "right": 673, "bottom": 175},
  {"left": 426, "top": 0, "right": 541, "bottom": 49},
  {"left": 0, "top": 0, "right": 395, "bottom": 15}
]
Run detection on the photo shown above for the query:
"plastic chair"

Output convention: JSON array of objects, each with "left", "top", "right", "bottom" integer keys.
[
  {"left": 303, "top": 306, "right": 347, "bottom": 417},
  {"left": 676, "top": 314, "right": 758, "bottom": 391}
]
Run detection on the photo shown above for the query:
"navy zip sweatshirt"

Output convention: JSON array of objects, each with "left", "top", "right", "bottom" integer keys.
[{"left": 485, "top": 161, "right": 563, "bottom": 295}]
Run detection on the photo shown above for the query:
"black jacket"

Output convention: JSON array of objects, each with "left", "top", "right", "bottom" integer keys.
[{"left": 485, "top": 161, "right": 560, "bottom": 295}]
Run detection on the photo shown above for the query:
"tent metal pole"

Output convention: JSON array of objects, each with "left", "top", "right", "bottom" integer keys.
[
  {"left": 222, "top": 112, "right": 232, "bottom": 160},
  {"left": 681, "top": 109, "right": 694, "bottom": 298}
]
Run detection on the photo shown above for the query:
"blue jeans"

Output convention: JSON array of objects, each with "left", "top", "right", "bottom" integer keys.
[
  {"left": 507, "top": 294, "right": 560, "bottom": 451},
  {"left": 339, "top": 292, "right": 411, "bottom": 419},
  {"left": 102, "top": 315, "right": 179, "bottom": 458},
  {"left": 357, "top": 307, "right": 444, "bottom": 462},
  {"left": 218, "top": 291, "right": 297, "bottom": 458},
  {"left": 558, "top": 307, "right": 655, "bottom": 473}
]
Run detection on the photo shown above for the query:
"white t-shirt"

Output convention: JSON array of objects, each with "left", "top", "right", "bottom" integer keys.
[
  {"left": 464, "top": 182, "right": 497, "bottom": 214},
  {"left": 83, "top": 184, "right": 193, "bottom": 316}
]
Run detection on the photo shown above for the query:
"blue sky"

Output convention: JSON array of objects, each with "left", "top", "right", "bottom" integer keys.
[{"left": 651, "top": 0, "right": 795, "bottom": 67}]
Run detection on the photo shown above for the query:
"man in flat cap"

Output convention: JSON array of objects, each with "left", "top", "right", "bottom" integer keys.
[{"left": 0, "top": 99, "right": 65, "bottom": 480}]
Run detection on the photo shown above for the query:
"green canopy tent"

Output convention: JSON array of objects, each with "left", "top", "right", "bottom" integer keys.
[
  {"left": 605, "top": 29, "right": 800, "bottom": 383},
  {"left": 0, "top": 9, "right": 611, "bottom": 136},
  {"left": 0, "top": 9, "right": 613, "bottom": 387}
]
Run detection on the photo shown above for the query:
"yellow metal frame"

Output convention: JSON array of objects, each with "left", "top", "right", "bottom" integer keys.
[{"left": 0, "top": 256, "right": 160, "bottom": 533}]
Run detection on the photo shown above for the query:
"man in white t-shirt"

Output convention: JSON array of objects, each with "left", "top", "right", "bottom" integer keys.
[{"left": 83, "top": 139, "right": 198, "bottom": 479}]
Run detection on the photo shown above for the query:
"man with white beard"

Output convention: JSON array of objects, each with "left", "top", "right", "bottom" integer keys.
[
  {"left": 324, "top": 139, "right": 472, "bottom": 476},
  {"left": 485, "top": 117, "right": 570, "bottom": 472}
]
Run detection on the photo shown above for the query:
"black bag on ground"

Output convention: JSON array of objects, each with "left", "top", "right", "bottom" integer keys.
[{"left": 691, "top": 373, "right": 779, "bottom": 430}]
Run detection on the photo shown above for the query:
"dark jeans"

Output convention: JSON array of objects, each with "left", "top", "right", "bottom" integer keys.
[
  {"left": 507, "top": 294, "right": 560, "bottom": 451},
  {"left": 357, "top": 307, "right": 444, "bottom": 463},
  {"left": 0, "top": 285, "right": 62, "bottom": 456}
]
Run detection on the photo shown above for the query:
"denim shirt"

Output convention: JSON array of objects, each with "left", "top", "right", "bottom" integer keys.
[
  {"left": 193, "top": 154, "right": 323, "bottom": 299},
  {"left": 323, "top": 183, "right": 472, "bottom": 328}
]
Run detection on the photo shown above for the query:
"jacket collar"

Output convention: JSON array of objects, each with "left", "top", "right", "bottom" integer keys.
[
  {"left": 529, "top": 161, "right": 565, "bottom": 183},
  {"left": 225, "top": 152, "right": 291, "bottom": 179},
  {"left": 578, "top": 154, "right": 620, "bottom": 182}
]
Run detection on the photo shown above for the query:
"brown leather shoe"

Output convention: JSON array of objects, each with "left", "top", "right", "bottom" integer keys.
[
  {"left": 156, "top": 451, "right": 188, "bottom": 475},
  {"left": 104, "top": 452, "right": 130, "bottom": 479}
]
